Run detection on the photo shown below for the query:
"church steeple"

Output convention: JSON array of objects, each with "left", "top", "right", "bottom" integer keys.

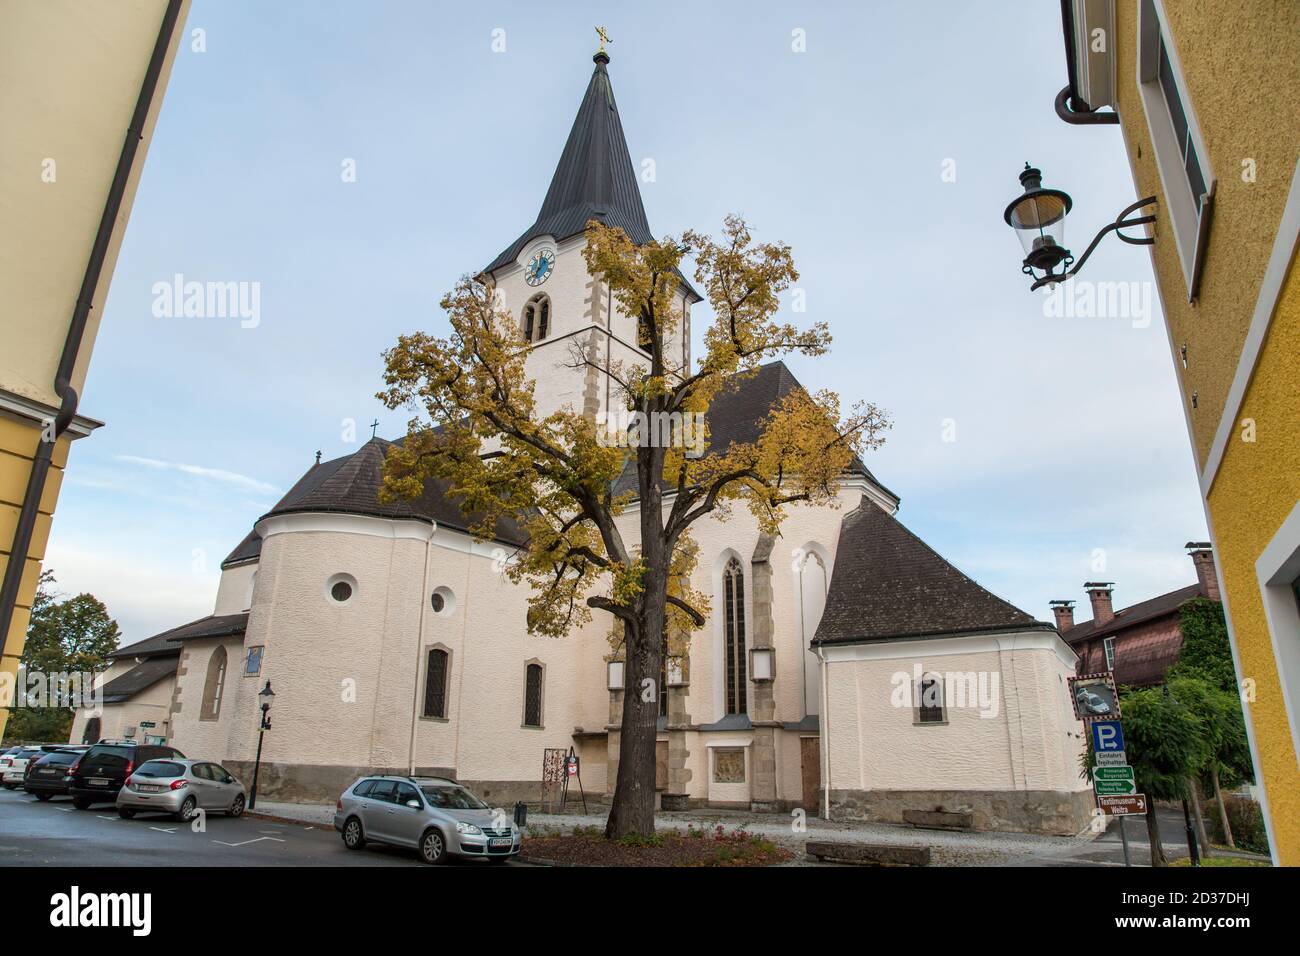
[{"left": 484, "top": 49, "right": 653, "bottom": 274}]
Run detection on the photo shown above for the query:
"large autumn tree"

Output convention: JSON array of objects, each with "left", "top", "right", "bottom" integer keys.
[{"left": 378, "top": 216, "right": 889, "bottom": 838}]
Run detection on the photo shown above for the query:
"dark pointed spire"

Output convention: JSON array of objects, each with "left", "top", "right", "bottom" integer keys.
[{"left": 484, "top": 51, "right": 653, "bottom": 274}]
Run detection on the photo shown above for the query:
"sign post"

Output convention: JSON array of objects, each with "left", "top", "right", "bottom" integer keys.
[{"left": 1072, "top": 673, "right": 1140, "bottom": 866}]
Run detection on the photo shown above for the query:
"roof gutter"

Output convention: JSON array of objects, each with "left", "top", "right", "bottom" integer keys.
[
  {"left": 0, "top": 0, "right": 186, "bottom": 664},
  {"left": 1056, "top": 0, "right": 1118, "bottom": 125}
]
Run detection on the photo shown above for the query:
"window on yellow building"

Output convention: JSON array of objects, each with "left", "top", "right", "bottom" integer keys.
[{"left": 1137, "top": 0, "right": 1215, "bottom": 299}]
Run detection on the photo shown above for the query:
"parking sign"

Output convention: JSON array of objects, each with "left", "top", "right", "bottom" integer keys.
[{"left": 1090, "top": 720, "right": 1125, "bottom": 755}]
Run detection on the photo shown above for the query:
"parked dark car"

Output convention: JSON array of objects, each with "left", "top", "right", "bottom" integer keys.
[
  {"left": 68, "top": 742, "right": 185, "bottom": 809},
  {"left": 23, "top": 748, "right": 88, "bottom": 800}
]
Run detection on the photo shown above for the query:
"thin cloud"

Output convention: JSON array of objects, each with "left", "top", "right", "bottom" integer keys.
[{"left": 116, "top": 455, "right": 278, "bottom": 496}]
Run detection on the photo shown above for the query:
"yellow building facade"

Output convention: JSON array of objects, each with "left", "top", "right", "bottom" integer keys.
[
  {"left": 1058, "top": 0, "right": 1299, "bottom": 863},
  {"left": 0, "top": 1, "right": 189, "bottom": 739}
]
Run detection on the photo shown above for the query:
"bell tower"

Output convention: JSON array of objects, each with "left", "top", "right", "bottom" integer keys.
[{"left": 481, "top": 44, "right": 700, "bottom": 423}]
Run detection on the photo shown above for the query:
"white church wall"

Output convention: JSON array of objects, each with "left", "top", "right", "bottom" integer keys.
[
  {"left": 614, "top": 488, "right": 858, "bottom": 730},
  {"left": 170, "top": 635, "right": 245, "bottom": 759},
  {"left": 818, "top": 629, "right": 1092, "bottom": 828},
  {"left": 212, "top": 562, "right": 256, "bottom": 616}
]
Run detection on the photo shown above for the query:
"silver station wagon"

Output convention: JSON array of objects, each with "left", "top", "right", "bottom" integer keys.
[
  {"left": 116, "top": 758, "right": 247, "bottom": 821},
  {"left": 334, "top": 775, "right": 520, "bottom": 864}
]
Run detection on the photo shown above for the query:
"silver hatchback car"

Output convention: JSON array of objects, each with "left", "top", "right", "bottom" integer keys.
[
  {"left": 334, "top": 775, "right": 520, "bottom": 864},
  {"left": 116, "top": 758, "right": 247, "bottom": 821}
]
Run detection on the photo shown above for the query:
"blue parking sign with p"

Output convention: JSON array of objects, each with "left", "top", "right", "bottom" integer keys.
[{"left": 1090, "top": 720, "right": 1125, "bottom": 754}]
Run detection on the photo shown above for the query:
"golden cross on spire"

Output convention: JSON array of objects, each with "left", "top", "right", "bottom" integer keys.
[{"left": 595, "top": 26, "right": 611, "bottom": 53}]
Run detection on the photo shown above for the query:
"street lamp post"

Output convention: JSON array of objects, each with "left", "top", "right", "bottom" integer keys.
[
  {"left": 248, "top": 679, "right": 275, "bottom": 811},
  {"left": 1003, "top": 163, "right": 1157, "bottom": 290}
]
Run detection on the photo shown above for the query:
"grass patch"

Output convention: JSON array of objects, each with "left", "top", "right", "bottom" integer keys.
[
  {"left": 524, "top": 825, "right": 791, "bottom": 867},
  {"left": 1170, "top": 855, "right": 1270, "bottom": 867}
]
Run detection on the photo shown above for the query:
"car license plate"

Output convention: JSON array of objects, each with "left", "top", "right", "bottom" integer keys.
[
  {"left": 139, "top": 785, "right": 161, "bottom": 792},
  {"left": 489, "top": 837, "right": 512, "bottom": 848},
  {"left": 88, "top": 777, "right": 109, "bottom": 786},
  {"left": 39, "top": 768, "right": 57, "bottom": 775}
]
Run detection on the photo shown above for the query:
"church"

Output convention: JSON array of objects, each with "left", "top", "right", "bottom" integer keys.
[{"left": 71, "top": 48, "right": 1092, "bottom": 836}]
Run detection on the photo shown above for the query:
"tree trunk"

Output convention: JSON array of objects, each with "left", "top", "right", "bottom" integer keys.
[
  {"left": 1187, "top": 776, "right": 1212, "bottom": 857},
  {"left": 1145, "top": 802, "right": 1167, "bottom": 867},
  {"left": 604, "top": 561, "right": 668, "bottom": 840},
  {"left": 1211, "top": 765, "right": 1235, "bottom": 849}
]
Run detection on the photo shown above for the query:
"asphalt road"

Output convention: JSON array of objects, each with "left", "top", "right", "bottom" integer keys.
[{"left": 0, "top": 786, "right": 430, "bottom": 867}]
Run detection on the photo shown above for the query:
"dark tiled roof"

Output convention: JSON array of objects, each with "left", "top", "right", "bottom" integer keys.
[
  {"left": 100, "top": 656, "right": 179, "bottom": 704},
  {"left": 1064, "top": 583, "right": 1205, "bottom": 645},
  {"left": 813, "top": 500, "right": 1049, "bottom": 646},
  {"left": 109, "top": 613, "right": 249, "bottom": 660},
  {"left": 266, "top": 439, "right": 526, "bottom": 541},
  {"left": 612, "top": 361, "right": 896, "bottom": 501},
  {"left": 222, "top": 439, "right": 527, "bottom": 568},
  {"left": 485, "top": 55, "right": 654, "bottom": 275}
]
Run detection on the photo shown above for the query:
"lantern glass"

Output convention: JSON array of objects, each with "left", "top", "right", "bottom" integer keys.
[
  {"left": 667, "top": 658, "right": 687, "bottom": 687},
  {"left": 750, "top": 647, "right": 774, "bottom": 682},
  {"left": 258, "top": 680, "right": 275, "bottom": 710},
  {"left": 1004, "top": 166, "right": 1073, "bottom": 274},
  {"left": 607, "top": 660, "right": 625, "bottom": 691},
  {"left": 1009, "top": 192, "right": 1070, "bottom": 263}
]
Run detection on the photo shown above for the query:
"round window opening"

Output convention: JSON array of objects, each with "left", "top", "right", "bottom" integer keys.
[
  {"left": 430, "top": 586, "right": 456, "bottom": 616},
  {"left": 326, "top": 573, "right": 358, "bottom": 605}
]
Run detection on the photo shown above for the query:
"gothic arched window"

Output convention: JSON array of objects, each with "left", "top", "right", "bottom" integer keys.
[
  {"left": 523, "top": 294, "right": 550, "bottom": 343},
  {"left": 200, "top": 646, "right": 228, "bottom": 721},
  {"left": 82, "top": 716, "right": 101, "bottom": 745},
  {"left": 723, "top": 556, "right": 748, "bottom": 715}
]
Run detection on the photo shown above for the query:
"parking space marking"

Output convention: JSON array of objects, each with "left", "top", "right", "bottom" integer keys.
[
  {"left": 213, "top": 836, "right": 285, "bottom": 847},
  {"left": 56, "top": 806, "right": 74, "bottom": 812},
  {"left": 150, "top": 826, "right": 178, "bottom": 833},
  {"left": 97, "top": 815, "right": 121, "bottom": 821}
]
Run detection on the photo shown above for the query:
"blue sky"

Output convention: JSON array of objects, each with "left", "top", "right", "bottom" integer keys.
[{"left": 47, "top": 0, "right": 1208, "bottom": 642}]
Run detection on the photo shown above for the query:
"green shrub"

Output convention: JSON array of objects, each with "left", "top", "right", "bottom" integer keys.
[{"left": 1207, "top": 794, "right": 1269, "bottom": 855}]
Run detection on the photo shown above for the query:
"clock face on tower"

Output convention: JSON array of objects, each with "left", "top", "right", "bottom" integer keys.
[{"left": 524, "top": 249, "right": 555, "bottom": 286}]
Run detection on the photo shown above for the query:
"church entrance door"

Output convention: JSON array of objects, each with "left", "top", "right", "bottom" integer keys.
[{"left": 800, "top": 737, "right": 820, "bottom": 813}]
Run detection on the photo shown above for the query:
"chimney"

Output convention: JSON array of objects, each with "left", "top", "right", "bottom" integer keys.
[
  {"left": 1084, "top": 582, "right": 1115, "bottom": 626},
  {"left": 1049, "top": 599, "right": 1076, "bottom": 633},
  {"left": 1185, "top": 541, "right": 1220, "bottom": 601}
]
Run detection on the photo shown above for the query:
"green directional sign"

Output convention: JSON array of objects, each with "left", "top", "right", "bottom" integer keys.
[{"left": 1093, "top": 766, "right": 1136, "bottom": 796}]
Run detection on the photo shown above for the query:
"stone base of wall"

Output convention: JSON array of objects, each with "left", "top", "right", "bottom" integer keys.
[
  {"left": 225, "top": 760, "right": 543, "bottom": 806},
  {"left": 828, "top": 788, "right": 1094, "bottom": 836}
]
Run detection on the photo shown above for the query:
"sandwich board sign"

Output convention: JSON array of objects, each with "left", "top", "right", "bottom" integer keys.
[
  {"left": 1097, "top": 794, "right": 1147, "bottom": 816},
  {"left": 1092, "top": 766, "right": 1136, "bottom": 796},
  {"left": 1089, "top": 720, "right": 1127, "bottom": 767}
]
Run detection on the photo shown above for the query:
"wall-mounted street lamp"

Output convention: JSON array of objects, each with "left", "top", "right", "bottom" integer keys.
[
  {"left": 749, "top": 647, "right": 775, "bottom": 683},
  {"left": 1004, "top": 163, "right": 1157, "bottom": 291},
  {"left": 248, "top": 679, "right": 275, "bottom": 810}
]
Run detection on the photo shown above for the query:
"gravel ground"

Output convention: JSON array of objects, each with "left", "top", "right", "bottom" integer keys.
[{"left": 253, "top": 799, "right": 1096, "bottom": 866}]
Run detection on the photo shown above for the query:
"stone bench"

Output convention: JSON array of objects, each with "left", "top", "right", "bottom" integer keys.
[
  {"left": 902, "top": 809, "right": 974, "bottom": 831},
  {"left": 806, "top": 841, "right": 931, "bottom": 866}
]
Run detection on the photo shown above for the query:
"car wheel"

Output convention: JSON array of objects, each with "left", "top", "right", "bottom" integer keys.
[
  {"left": 342, "top": 816, "right": 366, "bottom": 850},
  {"left": 2, "top": 783, "right": 14, "bottom": 790},
  {"left": 72, "top": 797, "right": 91, "bottom": 810},
  {"left": 118, "top": 808, "right": 136, "bottom": 819},
  {"left": 228, "top": 794, "right": 246, "bottom": 817},
  {"left": 419, "top": 828, "right": 447, "bottom": 865},
  {"left": 35, "top": 793, "right": 52, "bottom": 801},
  {"left": 176, "top": 795, "right": 198, "bottom": 822}
]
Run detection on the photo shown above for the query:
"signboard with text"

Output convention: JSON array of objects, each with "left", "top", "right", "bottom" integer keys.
[
  {"left": 1092, "top": 766, "right": 1136, "bottom": 796},
  {"left": 1097, "top": 793, "right": 1147, "bottom": 816}
]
